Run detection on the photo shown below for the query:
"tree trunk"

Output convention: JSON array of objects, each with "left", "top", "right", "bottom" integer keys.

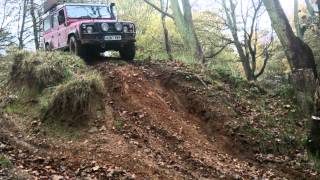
[
  {"left": 311, "top": 83, "right": 320, "bottom": 153},
  {"left": 222, "top": 0, "right": 255, "bottom": 81},
  {"left": 18, "top": 0, "right": 28, "bottom": 49},
  {"left": 318, "top": 3, "right": 320, "bottom": 27},
  {"left": 144, "top": 0, "right": 205, "bottom": 64},
  {"left": 160, "top": 0, "right": 173, "bottom": 60},
  {"left": 263, "top": 0, "right": 317, "bottom": 75},
  {"left": 305, "top": 0, "right": 315, "bottom": 16},
  {"left": 30, "top": 0, "right": 39, "bottom": 50},
  {"left": 234, "top": 39, "right": 255, "bottom": 81},
  {"left": 170, "top": 0, "right": 205, "bottom": 64},
  {"left": 0, "top": 0, "right": 8, "bottom": 29},
  {"left": 294, "top": 0, "right": 303, "bottom": 39},
  {"left": 263, "top": 0, "right": 319, "bottom": 152}
]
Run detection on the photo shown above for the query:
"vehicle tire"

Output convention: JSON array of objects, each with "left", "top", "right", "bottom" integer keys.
[
  {"left": 69, "top": 36, "right": 83, "bottom": 57},
  {"left": 87, "top": 46, "right": 101, "bottom": 58},
  {"left": 120, "top": 43, "right": 136, "bottom": 62},
  {"left": 45, "top": 43, "right": 52, "bottom": 51}
]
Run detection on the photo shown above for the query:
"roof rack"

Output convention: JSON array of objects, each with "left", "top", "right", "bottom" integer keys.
[
  {"left": 43, "top": 0, "right": 112, "bottom": 14},
  {"left": 43, "top": 0, "right": 66, "bottom": 13}
]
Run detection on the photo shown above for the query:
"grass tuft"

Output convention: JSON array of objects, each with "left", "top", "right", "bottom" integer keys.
[
  {"left": 9, "top": 50, "right": 85, "bottom": 93},
  {"left": 0, "top": 155, "right": 13, "bottom": 168},
  {"left": 5, "top": 50, "right": 105, "bottom": 127},
  {"left": 43, "top": 72, "right": 105, "bottom": 125}
]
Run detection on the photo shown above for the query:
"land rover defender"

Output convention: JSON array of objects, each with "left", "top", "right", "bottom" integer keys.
[{"left": 41, "top": 0, "right": 136, "bottom": 61}]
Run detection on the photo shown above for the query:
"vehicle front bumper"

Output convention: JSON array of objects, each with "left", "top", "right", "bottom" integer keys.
[{"left": 79, "top": 33, "right": 136, "bottom": 50}]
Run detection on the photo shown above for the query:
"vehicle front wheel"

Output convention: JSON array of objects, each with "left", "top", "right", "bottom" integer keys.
[
  {"left": 69, "top": 36, "right": 83, "bottom": 56},
  {"left": 45, "top": 43, "right": 52, "bottom": 51},
  {"left": 120, "top": 43, "right": 136, "bottom": 62},
  {"left": 87, "top": 46, "right": 101, "bottom": 58}
]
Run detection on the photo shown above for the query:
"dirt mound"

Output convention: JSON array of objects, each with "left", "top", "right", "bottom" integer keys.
[{"left": 1, "top": 60, "right": 318, "bottom": 179}]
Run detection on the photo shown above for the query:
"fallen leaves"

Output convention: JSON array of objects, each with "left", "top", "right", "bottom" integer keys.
[{"left": 0, "top": 60, "right": 319, "bottom": 179}]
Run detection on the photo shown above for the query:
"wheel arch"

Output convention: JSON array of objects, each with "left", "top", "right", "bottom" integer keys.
[
  {"left": 44, "top": 41, "right": 52, "bottom": 51},
  {"left": 67, "top": 31, "right": 80, "bottom": 45}
]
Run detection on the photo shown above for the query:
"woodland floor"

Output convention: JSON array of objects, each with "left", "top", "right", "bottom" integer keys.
[{"left": 0, "top": 58, "right": 319, "bottom": 179}]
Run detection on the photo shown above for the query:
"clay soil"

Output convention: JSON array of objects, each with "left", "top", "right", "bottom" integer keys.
[{"left": 0, "top": 60, "right": 318, "bottom": 179}]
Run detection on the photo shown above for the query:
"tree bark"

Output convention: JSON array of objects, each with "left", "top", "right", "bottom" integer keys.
[
  {"left": 0, "top": 0, "right": 8, "bottom": 29},
  {"left": 18, "top": 0, "right": 28, "bottom": 49},
  {"left": 30, "top": 0, "right": 39, "bottom": 50},
  {"left": 222, "top": 0, "right": 255, "bottom": 81},
  {"left": 160, "top": 0, "right": 173, "bottom": 61},
  {"left": 143, "top": 0, "right": 205, "bottom": 64},
  {"left": 305, "top": 0, "right": 315, "bottom": 16},
  {"left": 263, "top": 0, "right": 317, "bottom": 74},
  {"left": 294, "top": 0, "right": 303, "bottom": 39},
  {"left": 170, "top": 0, "right": 205, "bottom": 64},
  {"left": 263, "top": 0, "right": 319, "bottom": 153}
]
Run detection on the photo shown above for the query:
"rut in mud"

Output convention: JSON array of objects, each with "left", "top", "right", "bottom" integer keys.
[{"left": 0, "top": 60, "right": 318, "bottom": 179}]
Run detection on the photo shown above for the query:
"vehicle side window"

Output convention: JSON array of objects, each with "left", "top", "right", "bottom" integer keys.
[
  {"left": 58, "top": 9, "right": 65, "bottom": 25},
  {"left": 43, "top": 16, "right": 52, "bottom": 31},
  {"left": 53, "top": 13, "right": 59, "bottom": 27}
]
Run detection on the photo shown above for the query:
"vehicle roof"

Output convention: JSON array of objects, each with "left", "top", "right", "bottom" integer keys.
[
  {"left": 42, "top": 3, "right": 109, "bottom": 19},
  {"left": 56, "top": 3, "right": 109, "bottom": 9}
]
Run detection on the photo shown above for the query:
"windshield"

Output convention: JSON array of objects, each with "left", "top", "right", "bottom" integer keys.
[{"left": 66, "top": 5, "right": 112, "bottom": 19}]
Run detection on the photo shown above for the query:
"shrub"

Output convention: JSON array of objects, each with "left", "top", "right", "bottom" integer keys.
[
  {"left": 0, "top": 155, "right": 13, "bottom": 168},
  {"left": 274, "top": 84, "right": 295, "bottom": 99},
  {"left": 208, "top": 65, "right": 246, "bottom": 88},
  {"left": 5, "top": 50, "right": 106, "bottom": 126},
  {"left": 43, "top": 72, "right": 105, "bottom": 124},
  {"left": 0, "top": 57, "right": 12, "bottom": 86}
]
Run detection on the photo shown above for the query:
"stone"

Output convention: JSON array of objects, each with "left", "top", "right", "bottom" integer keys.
[
  {"left": 88, "top": 127, "right": 98, "bottom": 133},
  {"left": 92, "top": 166, "right": 100, "bottom": 171},
  {"left": 0, "top": 143, "right": 5, "bottom": 149},
  {"left": 52, "top": 175, "right": 64, "bottom": 180},
  {"left": 99, "top": 126, "right": 107, "bottom": 132}
]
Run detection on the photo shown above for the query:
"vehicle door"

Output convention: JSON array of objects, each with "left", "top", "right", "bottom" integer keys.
[
  {"left": 42, "top": 15, "right": 53, "bottom": 49},
  {"left": 57, "top": 8, "right": 68, "bottom": 48},
  {"left": 51, "top": 12, "right": 60, "bottom": 49}
]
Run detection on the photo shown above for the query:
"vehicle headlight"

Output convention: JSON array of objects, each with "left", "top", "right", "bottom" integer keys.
[
  {"left": 81, "top": 24, "right": 86, "bottom": 29},
  {"left": 86, "top": 26, "right": 93, "bottom": 34},
  {"left": 101, "top": 23, "right": 109, "bottom": 32},
  {"left": 115, "top": 22, "right": 123, "bottom": 31},
  {"left": 123, "top": 26, "right": 128, "bottom": 33}
]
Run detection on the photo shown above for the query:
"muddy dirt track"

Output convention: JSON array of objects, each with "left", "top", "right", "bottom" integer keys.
[{"left": 0, "top": 59, "right": 318, "bottom": 179}]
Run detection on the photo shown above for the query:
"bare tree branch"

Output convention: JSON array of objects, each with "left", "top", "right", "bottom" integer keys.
[
  {"left": 143, "top": 0, "right": 174, "bottom": 19},
  {"left": 205, "top": 41, "right": 233, "bottom": 58}
]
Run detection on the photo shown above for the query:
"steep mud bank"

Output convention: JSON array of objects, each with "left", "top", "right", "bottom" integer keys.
[{"left": 0, "top": 60, "right": 318, "bottom": 179}]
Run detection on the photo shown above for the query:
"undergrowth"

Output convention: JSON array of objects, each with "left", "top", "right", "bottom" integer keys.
[
  {"left": 155, "top": 55, "right": 316, "bottom": 170},
  {"left": 2, "top": 49, "right": 317, "bottom": 172},
  {"left": 43, "top": 72, "right": 105, "bottom": 124},
  {"left": 5, "top": 50, "right": 105, "bottom": 129},
  {"left": 0, "top": 155, "right": 13, "bottom": 168},
  {"left": 9, "top": 50, "right": 85, "bottom": 92}
]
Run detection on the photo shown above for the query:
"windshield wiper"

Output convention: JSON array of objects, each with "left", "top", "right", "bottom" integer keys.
[{"left": 78, "top": 16, "right": 92, "bottom": 19}]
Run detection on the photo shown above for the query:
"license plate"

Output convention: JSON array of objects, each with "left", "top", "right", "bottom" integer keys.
[{"left": 105, "top": 35, "right": 122, "bottom": 41}]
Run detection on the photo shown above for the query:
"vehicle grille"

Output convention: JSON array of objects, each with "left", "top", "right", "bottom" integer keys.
[
  {"left": 81, "top": 23, "right": 125, "bottom": 34},
  {"left": 98, "top": 23, "right": 119, "bottom": 33}
]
